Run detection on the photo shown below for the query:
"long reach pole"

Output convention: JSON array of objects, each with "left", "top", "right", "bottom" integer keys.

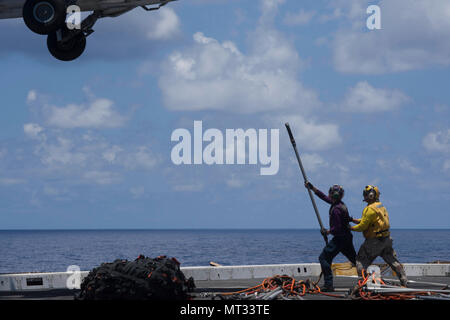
[{"left": 285, "top": 123, "right": 328, "bottom": 244}]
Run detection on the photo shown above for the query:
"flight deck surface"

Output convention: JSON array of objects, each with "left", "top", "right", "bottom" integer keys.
[{"left": 1, "top": 275, "right": 449, "bottom": 300}]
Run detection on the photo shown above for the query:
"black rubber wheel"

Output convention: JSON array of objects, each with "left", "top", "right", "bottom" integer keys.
[
  {"left": 47, "top": 28, "right": 86, "bottom": 61},
  {"left": 23, "top": 0, "right": 67, "bottom": 35}
]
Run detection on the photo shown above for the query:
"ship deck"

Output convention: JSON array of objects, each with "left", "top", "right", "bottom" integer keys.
[{"left": 1, "top": 275, "right": 449, "bottom": 300}]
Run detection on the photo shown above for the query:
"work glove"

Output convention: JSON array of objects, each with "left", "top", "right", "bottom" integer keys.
[{"left": 305, "top": 181, "right": 314, "bottom": 190}]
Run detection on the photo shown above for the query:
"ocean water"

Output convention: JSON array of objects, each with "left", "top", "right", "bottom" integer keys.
[{"left": 0, "top": 229, "right": 449, "bottom": 274}]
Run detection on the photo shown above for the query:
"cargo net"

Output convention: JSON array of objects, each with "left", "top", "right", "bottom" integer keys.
[
  {"left": 76, "top": 255, "right": 195, "bottom": 300},
  {"left": 207, "top": 271, "right": 450, "bottom": 301}
]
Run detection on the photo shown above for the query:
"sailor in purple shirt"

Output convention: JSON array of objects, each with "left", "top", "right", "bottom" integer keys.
[{"left": 305, "top": 181, "right": 357, "bottom": 292}]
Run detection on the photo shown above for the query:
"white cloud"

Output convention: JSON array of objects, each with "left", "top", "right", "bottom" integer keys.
[
  {"left": 39, "top": 137, "right": 87, "bottom": 167},
  {"left": 100, "top": 6, "right": 181, "bottom": 42},
  {"left": 0, "top": 178, "right": 26, "bottom": 185},
  {"left": 276, "top": 115, "right": 341, "bottom": 151},
  {"left": 398, "top": 159, "right": 421, "bottom": 174},
  {"left": 341, "top": 81, "right": 410, "bottom": 112},
  {"left": 300, "top": 153, "right": 328, "bottom": 172},
  {"left": 332, "top": 0, "right": 450, "bottom": 74},
  {"left": 24, "top": 123, "right": 45, "bottom": 140},
  {"left": 102, "top": 145, "right": 123, "bottom": 164},
  {"left": 22, "top": 89, "right": 163, "bottom": 184},
  {"left": 159, "top": 30, "right": 319, "bottom": 113},
  {"left": 261, "top": 0, "right": 285, "bottom": 10},
  {"left": 43, "top": 186, "right": 72, "bottom": 200},
  {"left": 377, "top": 157, "right": 421, "bottom": 175},
  {"left": 376, "top": 159, "right": 389, "bottom": 170},
  {"left": 444, "top": 159, "right": 450, "bottom": 172},
  {"left": 423, "top": 129, "right": 450, "bottom": 153},
  {"left": 146, "top": 8, "right": 180, "bottom": 40},
  {"left": 83, "top": 170, "right": 121, "bottom": 185},
  {"left": 123, "top": 146, "right": 160, "bottom": 170},
  {"left": 226, "top": 174, "right": 246, "bottom": 188},
  {"left": 173, "top": 182, "right": 204, "bottom": 192},
  {"left": 156, "top": 0, "right": 319, "bottom": 114},
  {"left": 260, "top": 0, "right": 285, "bottom": 24},
  {"left": 32, "top": 133, "right": 159, "bottom": 172},
  {"left": 24, "top": 120, "right": 160, "bottom": 175},
  {"left": 319, "top": 8, "right": 343, "bottom": 23},
  {"left": 46, "top": 98, "right": 126, "bottom": 129},
  {"left": 43, "top": 186, "right": 63, "bottom": 196},
  {"left": 284, "top": 9, "right": 316, "bottom": 26},
  {"left": 27, "top": 90, "right": 37, "bottom": 103}
]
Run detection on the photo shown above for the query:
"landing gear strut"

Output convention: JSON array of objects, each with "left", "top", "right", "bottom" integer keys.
[
  {"left": 46, "top": 11, "right": 99, "bottom": 61},
  {"left": 47, "top": 27, "right": 86, "bottom": 61},
  {"left": 21, "top": 1, "right": 172, "bottom": 61}
]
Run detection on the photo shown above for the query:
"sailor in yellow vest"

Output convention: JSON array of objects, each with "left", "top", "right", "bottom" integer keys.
[{"left": 351, "top": 185, "right": 408, "bottom": 286}]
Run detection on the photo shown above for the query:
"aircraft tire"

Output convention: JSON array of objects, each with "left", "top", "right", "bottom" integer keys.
[
  {"left": 47, "top": 28, "right": 86, "bottom": 61},
  {"left": 23, "top": 0, "right": 67, "bottom": 35}
]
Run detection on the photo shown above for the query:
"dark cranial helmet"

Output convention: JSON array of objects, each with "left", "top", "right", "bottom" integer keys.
[
  {"left": 329, "top": 185, "right": 344, "bottom": 201},
  {"left": 363, "top": 185, "right": 380, "bottom": 201}
]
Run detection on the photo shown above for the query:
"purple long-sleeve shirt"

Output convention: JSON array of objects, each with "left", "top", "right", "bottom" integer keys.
[{"left": 314, "top": 188, "right": 352, "bottom": 236}]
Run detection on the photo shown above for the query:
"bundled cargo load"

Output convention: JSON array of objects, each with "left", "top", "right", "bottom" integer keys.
[{"left": 76, "top": 254, "right": 195, "bottom": 300}]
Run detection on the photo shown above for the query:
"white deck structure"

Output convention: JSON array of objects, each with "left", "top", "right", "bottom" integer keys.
[{"left": 1, "top": 263, "right": 449, "bottom": 292}]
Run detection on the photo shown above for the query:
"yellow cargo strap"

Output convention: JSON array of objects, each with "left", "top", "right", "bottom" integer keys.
[{"left": 331, "top": 262, "right": 357, "bottom": 276}]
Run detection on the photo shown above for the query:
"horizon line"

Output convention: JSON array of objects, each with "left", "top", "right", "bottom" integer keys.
[{"left": 1, "top": 227, "right": 449, "bottom": 231}]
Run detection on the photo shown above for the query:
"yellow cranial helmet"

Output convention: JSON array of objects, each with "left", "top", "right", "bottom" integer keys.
[{"left": 363, "top": 185, "right": 380, "bottom": 201}]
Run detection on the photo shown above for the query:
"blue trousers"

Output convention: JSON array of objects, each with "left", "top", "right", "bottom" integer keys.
[{"left": 319, "top": 233, "right": 356, "bottom": 287}]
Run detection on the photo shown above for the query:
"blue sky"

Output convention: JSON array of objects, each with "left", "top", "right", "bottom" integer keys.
[{"left": 0, "top": 0, "right": 449, "bottom": 229}]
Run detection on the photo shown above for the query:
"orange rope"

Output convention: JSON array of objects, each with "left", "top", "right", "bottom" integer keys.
[
  {"left": 352, "top": 269, "right": 442, "bottom": 300},
  {"left": 217, "top": 275, "right": 345, "bottom": 299},
  {"left": 216, "top": 270, "right": 443, "bottom": 301}
]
